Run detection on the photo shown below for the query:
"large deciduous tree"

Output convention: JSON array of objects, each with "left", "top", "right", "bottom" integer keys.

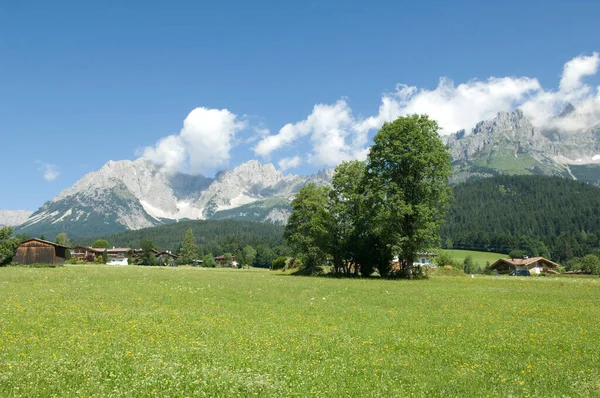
[
  {"left": 328, "top": 160, "right": 369, "bottom": 275},
  {"left": 365, "top": 114, "right": 452, "bottom": 277},
  {"left": 284, "top": 183, "right": 333, "bottom": 274}
]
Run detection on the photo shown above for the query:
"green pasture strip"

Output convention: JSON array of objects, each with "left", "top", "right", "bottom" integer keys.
[{"left": 1, "top": 266, "right": 599, "bottom": 397}]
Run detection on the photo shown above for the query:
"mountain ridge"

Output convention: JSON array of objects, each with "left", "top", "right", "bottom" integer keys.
[
  {"left": 10, "top": 109, "right": 600, "bottom": 239},
  {"left": 15, "top": 159, "right": 332, "bottom": 238}
]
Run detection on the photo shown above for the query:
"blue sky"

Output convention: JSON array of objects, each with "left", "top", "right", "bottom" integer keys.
[{"left": 1, "top": 0, "right": 599, "bottom": 210}]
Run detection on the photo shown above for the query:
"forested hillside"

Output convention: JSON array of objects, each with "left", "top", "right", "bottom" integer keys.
[
  {"left": 77, "top": 220, "right": 286, "bottom": 258},
  {"left": 442, "top": 175, "right": 600, "bottom": 262}
]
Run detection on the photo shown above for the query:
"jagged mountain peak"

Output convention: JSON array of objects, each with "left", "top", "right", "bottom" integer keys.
[
  {"left": 15, "top": 158, "right": 333, "bottom": 238},
  {"left": 447, "top": 108, "right": 600, "bottom": 185}
]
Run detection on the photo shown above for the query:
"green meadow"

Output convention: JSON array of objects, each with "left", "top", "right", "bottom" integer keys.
[
  {"left": 1, "top": 266, "right": 599, "bottom": 397},
  {"left": 444, "top": 249, "right": 507, "bottom": 266}
]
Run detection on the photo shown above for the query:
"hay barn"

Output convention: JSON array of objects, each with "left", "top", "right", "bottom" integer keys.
[{"left": 13, "top": 239, "right": 69, "bottom": 265}]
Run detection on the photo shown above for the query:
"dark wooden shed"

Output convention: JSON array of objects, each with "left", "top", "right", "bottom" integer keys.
[{"left": 13, "top": 239, "right": 69, "bottom": 265}]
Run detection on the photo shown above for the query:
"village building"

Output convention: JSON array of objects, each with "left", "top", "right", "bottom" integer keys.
[
  {"left": 71, "top": 245, "right": 132, "bottom": 265},
  {"left": 156, "top": 251, "right": 178, "bottom": 266},
  {"left": 489, "top": 256, "right": 560, "bottom": 274},
  {"left": 392, "top": 252, "right": 438, "bottom": 269},
  {"left": 214, "top": 254, "right": 238, "bottom": 267},
  {"left": 13, "top": 239, "right": 70, "bottom": 265}
]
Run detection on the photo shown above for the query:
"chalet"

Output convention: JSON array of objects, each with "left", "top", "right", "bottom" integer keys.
[
  {"left": 156, "top": 251, "right": 178, "bottom": 266},
  {"left": 72, "top": 246, "right": 132, "bottom": 265},
  {"left": 13, "top": 239, "right": 70, "bottom": 265},
  {"left": 214, "top": 254, "right": 238, "bottom": 267},
  {"left": 489, "top": 256, "right": 560, "bottom": 275}
]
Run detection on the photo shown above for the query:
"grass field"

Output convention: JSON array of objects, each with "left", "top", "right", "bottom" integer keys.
[
  {"left": 1, "top": 266, "right": 600, "bottom": 397},
  {"left": 443, "top": 249, "right": 507, "bottom": 267}
]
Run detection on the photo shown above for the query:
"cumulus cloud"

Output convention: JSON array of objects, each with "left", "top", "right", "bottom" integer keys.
[
  {"left": 141, "top": 107, "right": 246, "bottom": 174},
  {"left": 254, "top": 100, "right": 369, "bottom": 167},
  {"left": 36, "top": 161, "right": 59, "bottom": 181},
  {"left": 278, "top": 156, "right": 302, "bottom": 171},
  {"left": 358, "top": 77, "right": 541, "bottom": 134},
  {"left": 522, "top": 52, "right": 600, "bottom": 132},
  {"left": 253, "top": 52, "right": 600, "bottom": 167}
]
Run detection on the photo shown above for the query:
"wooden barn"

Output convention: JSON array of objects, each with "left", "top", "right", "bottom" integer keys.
[{"left": 13, "top": 239, "right": 70, "bottom": 265}]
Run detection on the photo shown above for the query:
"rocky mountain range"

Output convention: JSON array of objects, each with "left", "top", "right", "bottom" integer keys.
[
  {"left": 447, "top": 108, "right": 600, "bottom": 184},
  {"left": 8, "top": 107, "right": 600, "bottom": 239},
  {"left": 0, "top": 210, "right": 34, "bottom": 228},
  {"left": 14, "top": 160, "right": 333, "bottom": 238}
]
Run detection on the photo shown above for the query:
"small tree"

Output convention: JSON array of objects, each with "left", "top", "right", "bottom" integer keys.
[
  {"left": 139, "top": 239, "right": 157, "bottom": 266},
  {"left": 253, "top": 245, "right": 277, "bottom": 268},
  {"left": 241, "top": 245, "right": 257, "bottom": 269},
  {"left": 54, "top": 232, "right": 71, "bottom": 247},
  {"left": 508, "top": 249, "right": 528, "bottom": 259},
  {"left": 463, "top": 255, "right": 474, "bottom": 274},
  {"left": 178, "top": 228, "right": 199, "bottom": 265},
  {"left": 102, "top": 249, "right": 109, "bottom": 264},
  {"left": 574, "top": 254, "right": 600, "bottom": 275},
  {"left": 202, "top": 254, "right": 217, "bottom": 268},
  {"left": 0, "top": 227, "right": 20, "bottom": 265},
  {"left": 222, "top": 253, "right": 233, "bottom": 268},
  {"left": 92, "top": 239, "right": 110, "bottom": 249},
  {"left": 271, "top": 256, "right": 287, "bottom": 270}
]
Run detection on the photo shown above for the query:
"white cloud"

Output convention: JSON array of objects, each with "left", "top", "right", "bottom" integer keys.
[
  {"left": 141, "top": 135, "right": 186, "bottom": 174},
  {"left": 560, "top": 53, "right": 599, "bottom": 93},
  {"left": 278, "top": 156, "right": 302, "bottom": 171},
  {"left": 143, "top": 54, "right": 600, "bottom": 173},
  {"left": 522, "top": 52, "right": 600, "bottom": 132},
  {"left": 359, "top": 76, "right": 541, "bottom": 134},
  {"left": 141, "top": 107, "right": 246, "bottom": 174},
  {"left": 254, "top": 100, "right": 367, "bottom": 167},
  {"left": 253, "top": 52, "right": 600, "bottom": 168},
  {"left": 36, "top": 161, "right": 59, "bottom": 181}
]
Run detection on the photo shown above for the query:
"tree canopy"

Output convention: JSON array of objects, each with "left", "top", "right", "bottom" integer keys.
[
  {"left": 92, "top": 239, "right": 110, "bottom": 249},
  {"left": 365, "top": 114, "right": 452, "bottom": 276},
  {"left": 54, "top": 232, "right": 71, "bottom": 247},
  {"left": 284, "top": 184, "right": 333, "bottom": 274},
  {"left": 138, "top": 239, "right": 157, "bottom": 266},
  {"left": 178, "top": 228, "right": 199, "bottom": 265},
  {"left": 0, "top": 227, "right": 20, "bottom": 266},
  {"left": 284, "top": 115, "right": 452, "bottom": 278}
]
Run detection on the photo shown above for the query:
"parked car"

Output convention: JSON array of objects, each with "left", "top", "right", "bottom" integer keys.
[{"left": 510, "top": 269, "right": 531, "bottom": 276}]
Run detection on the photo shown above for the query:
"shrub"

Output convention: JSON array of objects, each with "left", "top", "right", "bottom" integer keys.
[
  {"left": 435, "top": 252, "right": 461, "bottom": 269},
  {"left": 285, "top": 257, "right": 303, "bottom": 271},
  {"left": 271, "top": 256, "right": 287, "bottom": 270}
]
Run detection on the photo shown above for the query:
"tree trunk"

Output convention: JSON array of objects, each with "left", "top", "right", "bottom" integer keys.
[{"left": 402, "top": 257, "right": 413, "bottom": 279}]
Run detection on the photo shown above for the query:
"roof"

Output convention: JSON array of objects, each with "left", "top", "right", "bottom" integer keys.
[
  {"left": 18, "top": 238, "right": 71, "bottom": 249},
  {"left": 157, "top": 251, "right": 178, "bottom": 258},
  {"left": 72, "top": 245, "right": 131, "bottom": 253},
  {"left": 490, "top": 257, "right": 561, "bottom": 269}
]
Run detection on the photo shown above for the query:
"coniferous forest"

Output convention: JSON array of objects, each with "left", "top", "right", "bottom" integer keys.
[
  {"left": 78, "top": 220, "right": 286, "bottom": 262},
  {"left": 441, "top": 175, "right": 600, "bottom": 262}
]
